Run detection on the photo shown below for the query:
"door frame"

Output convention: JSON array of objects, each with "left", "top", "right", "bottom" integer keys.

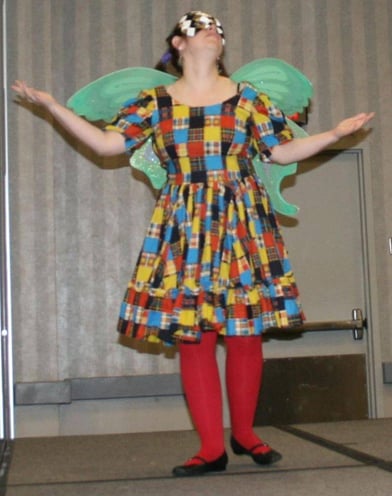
[{"left": 1, "top": 0, "right": 15, "bottom": 441}]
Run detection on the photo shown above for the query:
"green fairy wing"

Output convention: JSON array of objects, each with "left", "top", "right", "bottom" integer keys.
[
  {"left": 67, "top": 67, "right": 176, "bottom": 122},
  {"left": 130, "top": 139, "right": 168, "bottom": 190},
  {"left": 232, "top": 58, "right": 313, "bottom": 216},
  {"left": 252, "top": 119, "right": 309, "bottom": 217},
  {"left": 67, "top": 67, "right": 176, "bottom": 190},
  {"left": 231, "top": 57, "right": 313, "bottom": 116}
]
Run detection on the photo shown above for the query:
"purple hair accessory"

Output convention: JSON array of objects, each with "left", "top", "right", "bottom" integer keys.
[{"left": 161, "top": 51, "right": 172, "bottom": 64}]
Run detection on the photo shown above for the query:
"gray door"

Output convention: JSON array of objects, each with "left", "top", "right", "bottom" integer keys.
[{"left": 265, "top": 149, "right": 380, "bottom": 417}]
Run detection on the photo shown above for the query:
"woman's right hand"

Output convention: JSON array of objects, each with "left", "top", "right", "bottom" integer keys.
[
  {"left": 11, "top": 80, "right": 126, "bottom": 156},
  {"left": 12, "top": 80, "right": 57, "bottom": 110}
]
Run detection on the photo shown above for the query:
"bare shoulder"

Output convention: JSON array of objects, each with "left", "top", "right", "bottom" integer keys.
[{"left": 220, "top": 76, "right": 238, "bottom": 94}]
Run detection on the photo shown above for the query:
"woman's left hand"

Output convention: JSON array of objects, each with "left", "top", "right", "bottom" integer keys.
[
  {"left": 270, "top": 111, "right": 375, "bottom": 165},
  {"left": 333, "top": 112, "right": 375, "bottom": 139}
]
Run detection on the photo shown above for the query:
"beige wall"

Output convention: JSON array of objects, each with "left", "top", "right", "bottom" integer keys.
[{"left": 6, "top": 0, "right": 392, "bottom": 434}]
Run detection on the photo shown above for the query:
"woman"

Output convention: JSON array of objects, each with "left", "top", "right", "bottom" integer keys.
[{"left": 13, "top": 11, "right": 374, "bottom": 477}]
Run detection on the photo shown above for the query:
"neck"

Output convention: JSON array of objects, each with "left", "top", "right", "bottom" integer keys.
[{"left": 180, "top": 59, "right": 222, "bottom": 90}]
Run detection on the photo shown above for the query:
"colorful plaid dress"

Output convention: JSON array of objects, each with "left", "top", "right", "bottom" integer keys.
[{"left": 109, "top": 82, "right": 304, "bottom": 344}]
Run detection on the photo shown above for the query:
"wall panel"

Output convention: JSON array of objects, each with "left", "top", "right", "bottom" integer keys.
[{"left": 5, "top": 1, "right": 392, "bottom": 417}]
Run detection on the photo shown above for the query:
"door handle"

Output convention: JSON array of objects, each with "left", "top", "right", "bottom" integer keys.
[{"left": 265, "top": 308, "right": 365, "bottom": 341}]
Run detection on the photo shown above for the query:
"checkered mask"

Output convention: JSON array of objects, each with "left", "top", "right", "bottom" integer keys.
[{"left": 177, "top": 11, "right": 225, "bottom": 45}]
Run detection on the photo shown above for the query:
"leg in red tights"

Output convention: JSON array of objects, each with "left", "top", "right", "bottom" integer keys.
[
  {"left": 178, "top": 332, "right": 225, "bottom": 463},
  {"left": 225, "top": 335, "right": 272, "bottom": 455}
]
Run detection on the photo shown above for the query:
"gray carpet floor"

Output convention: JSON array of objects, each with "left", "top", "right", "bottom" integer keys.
[{"left": 4, "top": 419, "right": 392, "bottom": 495}]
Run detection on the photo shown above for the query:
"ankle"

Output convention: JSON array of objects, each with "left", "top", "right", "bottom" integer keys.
[{"left": 232, "top": 432, "right": 271, "bottom": 453}]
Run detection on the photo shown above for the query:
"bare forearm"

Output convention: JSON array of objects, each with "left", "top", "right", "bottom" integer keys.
[
  {"left": 12, "top": 80, "right": 125, "bottom": 156},
  {"left": 270, "top": 112, "right": 374, "bottom": 165},
  {"left": 47, "top": 100, "right": 125, "bottom": 156},
  {"left": 270, "top": 130, "right": 338, "bottom": 165}
]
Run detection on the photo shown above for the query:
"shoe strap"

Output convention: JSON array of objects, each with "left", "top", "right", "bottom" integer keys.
[
  {"left": 184, "top": 455, "right": 207, "bottom": 466},
  {"left": 249, "top": 442, "right": 271, "bottom": 453}
]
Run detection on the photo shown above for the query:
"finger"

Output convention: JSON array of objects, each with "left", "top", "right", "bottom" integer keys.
[
  {"left": 11, "top": 80, "right": 24, "bottom": 94},
  {"left": 352, "top": 113, "right": 373, "bottom": 126},
  {"left": 359, "top": 113, "right": 374, "bottom": 127},
  {"left": 14, "top": 81, "right": 28, "bottom": 97},
  {"left": 12, "top": 84, "right": 27, "bottom": 99},
  {"left": 366, "top": 112, "right": 375, "bottom": 122},
  {"left": 23, "top": 86, "right": 38, "bottom": 103}
]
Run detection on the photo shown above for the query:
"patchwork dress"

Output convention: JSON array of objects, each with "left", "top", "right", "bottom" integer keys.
[{"left": 108, "top": 82, "right": 304, "bottom": 344}]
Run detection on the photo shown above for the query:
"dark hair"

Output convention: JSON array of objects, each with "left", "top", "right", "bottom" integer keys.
[
  {"left": 154, "top": 20, "right": 229, "bottom": 77},
  {"left": 154, "top": 42, "right": 184, "bottom": 77}
]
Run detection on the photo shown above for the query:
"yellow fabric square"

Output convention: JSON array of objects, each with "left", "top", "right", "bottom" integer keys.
[{"left": 204, "top": 126, "right": 221, "bottom": 141}]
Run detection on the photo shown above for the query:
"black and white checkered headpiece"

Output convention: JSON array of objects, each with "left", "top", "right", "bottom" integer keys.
[{"left": 176, "top": 11, "right": 225, "bottom": 45}]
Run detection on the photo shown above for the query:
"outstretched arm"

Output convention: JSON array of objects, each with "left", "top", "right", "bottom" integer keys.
[
  {"left": 270, "top": 112, "right": 375, "bottom": 165},
  {"left": 12, "top": 80, "right": 126, "bottom": 156}
]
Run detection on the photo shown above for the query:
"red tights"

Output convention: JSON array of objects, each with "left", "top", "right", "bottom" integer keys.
[{"left": 179, "top": 332, "right": 268, "bottom": 463}]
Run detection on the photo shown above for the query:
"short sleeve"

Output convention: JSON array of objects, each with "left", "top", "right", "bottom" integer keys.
[
  {"left": 248, "top": 89, "right": 293, "bottom": 163},
  {"left": 105, "top": 90, "right": 156, "bottom": 154}
]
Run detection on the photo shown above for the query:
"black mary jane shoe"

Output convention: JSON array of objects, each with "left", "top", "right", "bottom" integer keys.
[
  {"left": 172, "top": 452, "right": 228, "bottom": 477},
  {"left": 230, "top": 436, "right": 282, "bottom": 465}
]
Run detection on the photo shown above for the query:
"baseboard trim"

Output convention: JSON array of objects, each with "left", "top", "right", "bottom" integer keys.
[{"left": 15, "top": 373, "right": 183, "bottom": 405}]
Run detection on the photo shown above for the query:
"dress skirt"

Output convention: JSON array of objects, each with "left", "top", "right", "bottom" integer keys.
[{"left": 117, "top": 169, "right": 304, "bottom": 344}]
